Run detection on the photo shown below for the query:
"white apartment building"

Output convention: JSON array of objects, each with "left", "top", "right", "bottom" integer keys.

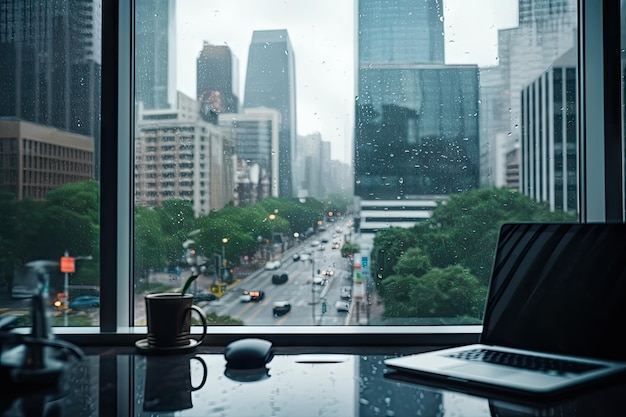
[{"left": 135, "top": 92, "right": 235, "bottom": 216}]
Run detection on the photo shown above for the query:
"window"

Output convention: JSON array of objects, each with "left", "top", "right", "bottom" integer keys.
[{"left": 0, "top": 1, "right": 623, "bottom": 343}]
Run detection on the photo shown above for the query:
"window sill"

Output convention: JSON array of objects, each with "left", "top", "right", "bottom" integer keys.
[{"left": 27, "top": 325, "right": 483, "bottom": 347}]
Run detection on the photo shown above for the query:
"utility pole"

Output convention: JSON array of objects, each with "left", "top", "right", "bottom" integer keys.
[{"left": 60, "top": 251, "right": 93, "bottom": 326}]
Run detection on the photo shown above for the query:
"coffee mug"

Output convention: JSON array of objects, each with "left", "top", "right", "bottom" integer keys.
[
  {"left": 145, "top": 293, "right": 207, "bottom": 348},
  {"left": 143, "top": 354, "right": 208, "bottom": 411}
]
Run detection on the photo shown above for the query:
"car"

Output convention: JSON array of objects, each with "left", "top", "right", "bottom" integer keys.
[
  {"left": 69, "top": 295, "right": 100, "bottom": 310},
  {"left": 272, "top": 301, "right": 291, "bottom": 317},
  {"left": 264, "top": 260, "right": 282, "bottom": 270},
  {"left": 320, "top": 238, "right": 329, "bottom": 244},
  {"left": 11, "top": 285, "right": 32, "bottom": 299},
  {"left": 320, "top": 269, "right": 334, "bottom": 277},
  {"left": 292, "top": 253, "right": 301, "bottom": 261},
  {"left": 299, "top": 253, "right": 311, "bottom": 262},
  {"left": 313, "top": 276, "right": 326, "bottom": 286},
  {"left": 340, "top": 286, "right": 352, "bottom": 300},
  {"left": 317, "top": 245, "right": 325, "bottom": 251},
  {"left": 335, "top": 300, "right": 350, "bottom": 312},
  {"left": 193, "top": 292, "right": 217, "bottom": 302},
  {"left": 240, "top": 290, "right": 265, "bottom": 302},
  {"left": 272, "top": 272, "right": 289, "bottom": 285},
  {"left": 310, "top": 240, "right": 320, "bottom": 247}
]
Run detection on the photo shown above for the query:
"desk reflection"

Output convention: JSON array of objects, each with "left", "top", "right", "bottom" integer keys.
[{"left": 1, "top": 350, "right": 624, "bottom": 416}]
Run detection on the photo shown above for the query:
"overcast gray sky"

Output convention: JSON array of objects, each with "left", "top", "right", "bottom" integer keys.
[{"left": 176, "top": 0, "right": 518, "bottom": 164}]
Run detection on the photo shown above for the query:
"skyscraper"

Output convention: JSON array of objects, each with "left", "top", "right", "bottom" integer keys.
[
  {"left": 358, "top": 0, "right": 444, "bottom": 65},
  {"left": 243, "top": 29, "right": 297, "bottom": 198},
  {"left": 196, "top": 42, "right": 239, "bottom": 124},
  {"left": 219, "top": 107, "right": 281, "bottom": 202},
  {"left": 135, "top": 0, "right": 177, "bottom": 110},
  {"left": 354, "top": 0, "right": 479, "bottom": 233},
  {"left": 0, "top": 0, "right": 102, "bottom": 178},
  {"left": 482, "top": 0, "right": 577, "bottom": 189}
]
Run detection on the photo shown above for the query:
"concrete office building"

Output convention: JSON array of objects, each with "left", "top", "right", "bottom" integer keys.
[
  {"left": 135, "top": 92, "right": 235, "bottom": 216},
  {"left": 243, "top": 30, "right": 297, "bottom": 198},
  {"left": 135, "top": 0, "right": 177, "bottom": 110},
  {"left": 295, "top": 132, "right": 351, "bottom": 200},
  {"left": 480, "top": 0, "right": 577, "bottom": 190},
  {"left": 0, "top": 0, "right": 101, "bottom": 178},
  {"left": 219, "top": 107, "right": 281, "bottom": 203},
  {"left": 521, "top": 48, "right": 577, "bottom": 216},
  {"left": 196, "top": 42, "right": 240, "bottom": 123},
  {"left": 294, "top": 132, "right": 324, "bottom": 200},
  {"left": 0, "top": 119, "right": 94, "bottom": 200}
]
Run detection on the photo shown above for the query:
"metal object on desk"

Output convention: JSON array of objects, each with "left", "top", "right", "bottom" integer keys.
[{"left": 0, "top": 261, "right": 84, "bottom": 393}]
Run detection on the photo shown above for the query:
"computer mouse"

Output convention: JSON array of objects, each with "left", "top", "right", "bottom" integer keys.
[{"left": 224, "top": 338, "right": 274, "bottom": 369}]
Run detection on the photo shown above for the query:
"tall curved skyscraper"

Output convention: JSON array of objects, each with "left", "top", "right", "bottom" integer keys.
[{"left": 243, "top": 29, "right": 297, "bottom": 198}]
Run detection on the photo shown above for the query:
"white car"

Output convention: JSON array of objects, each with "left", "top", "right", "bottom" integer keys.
[
  {"left": 299, "top": 253, "right": 311, "bottom": 262},
  {"left": 264, "top": 260, "right": 282, "bottom": 270},
  {"left": 313, "top": 276, "right": 326, "bottom": 285},
  {"left": 335, "top": 300, "right": 350, "bottom": 312},
  {"left": 310, "top": 240, "right": 321, "bottom": 247},
  {"left": 340, "top": 286, "right": 352, "bottom": 300}
]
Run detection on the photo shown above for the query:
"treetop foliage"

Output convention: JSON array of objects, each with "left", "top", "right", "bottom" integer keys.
[{"left": 371, "top": 187, "right": 576, "bottom": 320}]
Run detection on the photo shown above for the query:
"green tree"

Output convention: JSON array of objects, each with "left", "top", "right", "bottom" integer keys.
[
  {"left": 382, "top": 265, "right": 485, "bottom": 321},
  {"left": 37, "top": 181, "right": 100, "bottom": 285},
  {"left": 134, "top": 205, "right": 168, "bottom": 279},
  {"left": 371, "top": 227, "right": 419, "bottom": 282},
  {"left": 418, "top": 187, "right": 575, "bottom": 285},
  {"left": 155, "top": 199, "right": 199, "bottom": 268},
  {"left": 392, "top": 247, "right": 431, "bottom": 279},
  {"left": 340, "top": 242, "right": 360, "bottom": 258}
]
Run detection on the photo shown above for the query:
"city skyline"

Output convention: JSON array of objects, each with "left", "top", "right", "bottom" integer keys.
[{"left": 176, "top": 0, "right": 518, "bottom": 165}]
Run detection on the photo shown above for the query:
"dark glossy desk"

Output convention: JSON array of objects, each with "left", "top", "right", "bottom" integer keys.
[{"left": 2, "top": 345, "right": 625, "bottom": 416}]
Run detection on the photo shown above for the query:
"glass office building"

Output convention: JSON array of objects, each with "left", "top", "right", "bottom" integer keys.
[
  {"left": 355, "top": 0, "right": 479, "bottom": 203},
  {"left": 0, "top": 0, "right": 101, "bottom": 176},
  {"left": 196, "top": 42, "right": 240, "bottom": 122},
  {"left": 243, "top": 29, "right": 297, "bottom": 198},
  {"left": 358, "top": 0, "right": 444, "bottom": 65},
  {"left": 135, "top": 0, "right": 176, "bottom": 110},
  {"left": 355, "top": 65, "right": 480, "bottom": 200}
]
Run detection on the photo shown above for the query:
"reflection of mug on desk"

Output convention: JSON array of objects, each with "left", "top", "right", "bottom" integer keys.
[{"left": 143, "top": 355, "right": 208, "bottom": 412}]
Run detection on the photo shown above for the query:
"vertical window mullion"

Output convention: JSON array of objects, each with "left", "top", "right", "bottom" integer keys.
[{"left": 578, "top": 0, "right": 624, "bottom": 222}]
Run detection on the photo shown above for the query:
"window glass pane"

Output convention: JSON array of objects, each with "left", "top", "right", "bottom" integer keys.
[
  {"left": 0, "top": 1, "right": 102, "bottom": 327},
  {"left": 133, "top": 0, "right": 578, "bottom": 327}
]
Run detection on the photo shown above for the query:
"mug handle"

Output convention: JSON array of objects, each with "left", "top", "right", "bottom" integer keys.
[
  {"left": 190, "top": 356, "right": 208, "bottom": 391},
  {"left": 188, "top": 304, "right": 208, "bottom": 344}
]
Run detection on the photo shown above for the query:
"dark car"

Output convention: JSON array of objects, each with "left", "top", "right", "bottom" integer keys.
[
  {"left": 272, "top": 272, "right": 289, "bottom": 285},
  {"left": 69, "top": 295, "right": 100, "bottom": 310},
  {"left": 193, "top": 292, "right": 217, "bottom": 302},
  {"left": 240, "top": 290, "right": 265, "bottom": 302},
  {"left": 272, "top": 301, "right": 291, "bottom": 317}
]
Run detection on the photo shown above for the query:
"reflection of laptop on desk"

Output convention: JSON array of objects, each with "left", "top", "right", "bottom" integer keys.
[{"left": 385, "top": 223, "right": 626, "bottom": 396}]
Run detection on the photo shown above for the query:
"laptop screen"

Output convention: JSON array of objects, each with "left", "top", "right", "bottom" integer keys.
[{"left": 481, "top": 223, "right": 626, "bottom": 361}]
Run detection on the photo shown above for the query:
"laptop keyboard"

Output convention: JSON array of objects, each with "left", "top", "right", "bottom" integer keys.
[{"left": 446, "top": 348, "right": 604, "bottom": 375}]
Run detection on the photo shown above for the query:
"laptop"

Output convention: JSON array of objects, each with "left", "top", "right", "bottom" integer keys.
[{"left": 385, "top": 223, "right": 626, "bottom": 396}]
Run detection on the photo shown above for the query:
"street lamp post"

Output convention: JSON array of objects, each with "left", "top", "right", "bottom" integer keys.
[
  {"left": 309, "top": 257, "right": 317, "bottom": 325},
  {"left": 221, "top": 237, "right": 228, "bottom": 280}
]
